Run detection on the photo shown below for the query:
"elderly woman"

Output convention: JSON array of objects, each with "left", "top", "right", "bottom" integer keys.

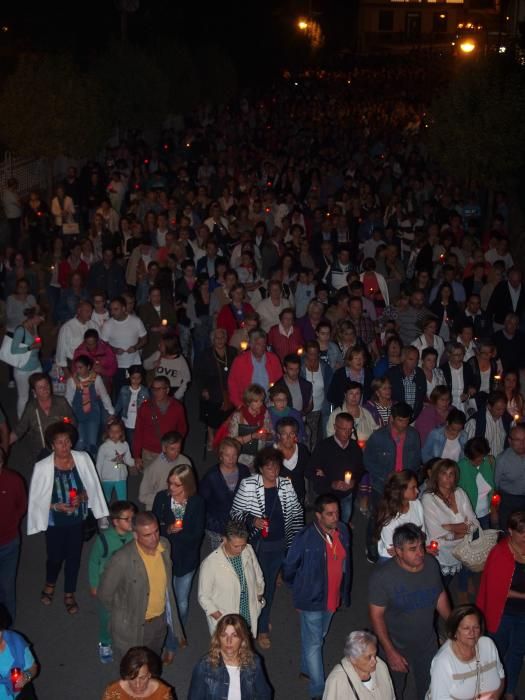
[
  {"left": 231, "top": 447, "right": 303, "bottom": 649},
  {"left": 477, "top": 510, "right": 525, "bottom": 700},
  {"left": 27, "top": 422, "right": 108, "bottom": 615},
  {"left": 200, "top": 438, "right": 251, "bottom": 550},
  {"left": 10, "top": 372, "right": 75, "bottom": 461},
  {"left": 102, "top": 646, "right": 173, "bottom": 700},
  {"left": 327, "top": 380, "right": 377, "bottom": 441},
  {"left": 422, "top": 458, "right": 479, "bottom": 584},
  {"left": 412, "top": 316, "right": 445, "bottom": 367},
  {"left": 198, "top": 521, "right": 265, "bottom": 639},
  {"left": 323, "top": 630, "right": 395, "bottom": 700},
  {"left": 328, "top": 347, "right": 373, "bottom": 408},
  {"left": 364, "top": 377, "right": 394, "bottom": 428},
  {"left": 194, "top": 327, "right": 238, "bottom": 451},
  {"left": 421, "top": 347, "right": 446, "bottom": 399},
  {"left": 428, "top": 605, "right": 504, "bottom": 700},
  {"left": 227, "top": 384, "right": 273, "bottom": 469},
  {"left": 188, "top": 614, "right": 272, "bottom": 699}
]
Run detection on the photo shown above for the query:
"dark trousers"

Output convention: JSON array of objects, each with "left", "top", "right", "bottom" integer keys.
[
  {"left": 499, "top": 492, "right": 525, "bottom": 531},
  {"left": 142, "top": 615, "right": 167, "bottom": 657},
  {"left": 45, "top": 523, "right": 83, "bottom": 593},
  {"left": 112, "top": 368, "right": 129, "bottom": 403},
  {"left": 492, "top": 612, "right": 525, "bottom": 695},
  {"left": 257, "top": 542, "right": 286, "bottom": 634},
  {"left": 388, "top": 643, "right": 436, "bottom": 700},
  {"left": 0, "top": 537, "right": 20, "bottom": 623},
  {"left": 366, "top": 490, "right": 381, "bottom": 561}
]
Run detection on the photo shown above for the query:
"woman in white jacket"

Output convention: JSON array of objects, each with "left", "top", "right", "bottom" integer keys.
[
  {"left": 198, "top": 520, "right": 265, "bottom": 638},
  {"left": 27, "top": 421, "right": 108, "bottom": 615}
]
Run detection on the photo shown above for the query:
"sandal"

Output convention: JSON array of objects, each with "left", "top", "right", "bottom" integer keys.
[
  {"left": 40, "top": 583, "right": 55, "bottom": 606},
  {"left": 64, "top": 593, "right": 79, "bottom": 615}
]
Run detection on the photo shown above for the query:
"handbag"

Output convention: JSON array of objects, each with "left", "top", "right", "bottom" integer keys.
[
  {"left": 0, "top": 329, "right": 30, "bottom": 368},
  {"left": 62, "top": 222, "right": 80, "bottom": 235},
  {"left": 452, "top": 527, "right": 499, "bottom": 572},
  {"left": 82, "top": 509, "right": 98, "bottom": 542}
]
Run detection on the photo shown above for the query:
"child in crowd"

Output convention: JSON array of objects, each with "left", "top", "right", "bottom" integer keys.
[
  {"left": 268, "top": 384, "right": 306, "bottom": 444},
  {"left": 88, "top": 499, "right": 137, "bottom": 664},
  {"left": 143, "top": 331, "right": 191, "bottom": 400},
  {"left": 114, "top": 365, "right": 149, "bottom": 447},
  {"left": 96, "top": 418, "right": 134, "bottom": 501}
]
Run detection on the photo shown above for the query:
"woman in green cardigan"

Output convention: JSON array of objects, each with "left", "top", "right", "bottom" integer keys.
[
  {"left": 458, "top": 436, "right": 496, "bottom": 530},
  {"left": 457, "top": 436, "right": 496, "bottom": 602}
]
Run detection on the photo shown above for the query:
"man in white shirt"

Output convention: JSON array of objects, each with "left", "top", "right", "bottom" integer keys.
[
  {"left": 256, "top": 280, "right": 295, "bottom": 333},
  {"left": 101, "top": 297, "right": 147, "bottom": 399},
  {"left": 55, "top": 300, "right": 97, "bottom": 375}
]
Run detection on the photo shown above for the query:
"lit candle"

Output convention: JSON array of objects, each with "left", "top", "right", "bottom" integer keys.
[
  {"left": 175, "top": 518, "right": 183, "bottom": 528},
  {"left": 240, "top": 340, "right": 248, "bottom": 351},
  {"left": 10, "top": 668, "right": 22, "bottom": 691},
  {"left": 514, "top": 414, "right": 520, "bottom": 422},
  {"left": 62, "top": 416, "right": 71, "bottom": 423},
  {"left": 369, "top": 287, "right": 374, "bottom": 294},
  {"left": 357, "top": 439, "right": 366, "bottom": 450},
  {"left": 297, "top": 347, "right": 304, "bottom": 355},
  {"left": 439, "top": 253, "right": 444, "bottom": 262},
  {"left": 494, "top": 375, "right": 501, "bottom": 382},
  {"left": 69, "top": 488, "right": 78, "bottom": 505},
  {"left": 429, "top": 540, "right": 439, "bottom": 552},
  {"left": 161, "top": 319, "right": 168, "bottom": 327},
  {"left": 34, "top": 336, "right": 41, "bottom": 344},
  {"left": 186, "top": 142, "right": 191, "bottom": 148},
  {"left": 344, "top": 471, "right": 352, "bottom": 484},
  {"left": 491, "top": 493, "right": 501, "bottom": 507}
]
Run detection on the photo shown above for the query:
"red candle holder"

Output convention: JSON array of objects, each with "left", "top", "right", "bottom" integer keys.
[
  {"left": 357, "top": 439, "right": 367, "bottom": 450},
  {"left": 429, "top": 540, "right": 439, "bottom": 552},
  {"left": 261, "top": 518, "right": 269, "bottom": 538},
  {"left": 175, "top": 518, "right": 183, "bottom": 529},
  {"left": 491, "top": 493, "right": 501, "bottom": 507},
  {"left": 62, "top": 416, "right": 71, "bottom": 423},
  {"left": 34, "top": 336, "right": 41, "bottom": 344},
  {"left": 69, "top": 488, "right": 78, "bottom": 505},
  {"left": 10, "top": 667, "right": 22, "bottom": 691}
]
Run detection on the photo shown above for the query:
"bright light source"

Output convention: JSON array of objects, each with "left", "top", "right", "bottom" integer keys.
[
  {"left": 439, "top": 13, "right": 446, "bottom": 18},
  {"left": 499, "top": 45, "right": 507, "bottom": 53},
  {"left": 0, "top": 25, "right": 8, "bottom": 32},
  {"left": 506, "top": 15, "right": 510, "bottom": 19},
  {"left": 459, "top": 40, "right": 476, "bottom": 53},
  {"left": 297, "top": 19, "right": 309, "bottom": 30},
  {"left": 294, "top": 81, "right": 299, "bottom": 86}
]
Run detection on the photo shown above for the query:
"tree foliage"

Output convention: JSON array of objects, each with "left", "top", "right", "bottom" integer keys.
[
  {"left": 427, "top": 58, "right": 525, "bottom": 189},
  {"left": 0, "top": 54, "right": 111, "bottom": 158}
]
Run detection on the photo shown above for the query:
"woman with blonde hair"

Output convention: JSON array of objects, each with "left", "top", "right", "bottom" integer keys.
[
  {"left": 152, "top": 463, "right": 205, "bottom": 660},
  {"left": 227, "top": 384, "right": 273, "bottom": 469},
  {"left": 188, "top": 614, "right": 272, "bottom": 699}
]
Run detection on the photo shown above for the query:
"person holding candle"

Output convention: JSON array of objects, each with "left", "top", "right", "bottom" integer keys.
[
  {"left": 458, "top": 437, "right": 496, "bottom": 532},
  {"left": 267, "top": 385, "right": 306, "bottom": 445},
  {"left": 412, "top": 316, "right": 445, "bottom": 367},
  {"left": 465, "top": 390, "right": 510, "bottom": 460},
  {"left": 0, "top": 604, "right": 38, "bottom": 698},
  {"left": 440, "top": 342, "right": 478, "bottom": 413},
  {"left": 152, "top": 464, "right": 205, "bottom": 662},
  {"left": 422, "top": 458, "right": 479, "bottom": 586},
  {"left": 113, "top": 365, "right": 150, "bottom": 449},
  {"left": 73, "top": 328, "right": 118, "bottom": 395},
  {"left": 9, "top": 307, "right": 43, "bottom": 419},
  {"left": 143, "top": 331, "right": 191, "bottom": 401},
  {"left": 495, "top": 425, "right": 525, "bottom": 531},
  {"left": 27, "top": 421, "right": 109, "bottom": 615},
  {"left": 476, "top": 510, "right": 525, "bottom": 700},
  {"left": 230, "top": 447, "right": 303, "bottom": 649},
  {"left": 267, "top": 308, "right": 304, "bottom": 364},
  {"left": 137, "top": 285, "right": 178, "bottom": 365},
  {"left": 95, "top": 418, "right": 134, "bottom": 502},
  {"left": 420, "top": 347, "right": 446, "bottom": 400},
  {"left": 502, "top": 370, "right": 524, "bottom": 421},
  {"left": 328, "top": 347, "right": 374, "bottom": 409},
  {"left": 225, "top": 384, "right": 274, "bottom": 469},
  {"left": 216, "top": 283, "right": 255, "bottom": 342},
  {"left": 374, "top": 470, "right": 426, "bottom": 561},
  {"left": 421, "top": 408, "right": 468, "bottom": 463}
]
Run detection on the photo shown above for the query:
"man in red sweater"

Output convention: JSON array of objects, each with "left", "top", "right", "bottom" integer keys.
[
  {"left": 133, "top": 377, "right": 187, "bottom": 470},
  {"left": 0, "top": 447, "right": 27, "bottom": 622},
  {"left": 227, "top": 328, "right": 283, "bottom": 408}
]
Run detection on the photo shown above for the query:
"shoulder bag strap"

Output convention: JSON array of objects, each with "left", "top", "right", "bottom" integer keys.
[
  {"left": 338, "top": 662, "right": 361, "bottom": 700},
  {"left": 36, "top": 406, "right": 45, "bottom": 448}
]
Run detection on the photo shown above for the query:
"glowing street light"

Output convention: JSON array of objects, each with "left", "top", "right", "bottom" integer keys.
[{"left": 459, "top": 40, "right": 476, "bottom": 53}]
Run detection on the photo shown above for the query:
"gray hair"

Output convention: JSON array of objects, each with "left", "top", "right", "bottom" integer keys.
[
  {"left": 211, "top": 327, "right": 228, "bottom": 343},
  {"left": 248, "top": 328, "right": 266, "bottom": 343},
  {"left": 344, "top": 631, "right": 377, "bottom": 660}
]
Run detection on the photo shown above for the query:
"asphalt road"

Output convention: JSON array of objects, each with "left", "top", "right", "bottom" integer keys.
[{"left": 3, "top": 380, "right": 524, "bottom": 700}]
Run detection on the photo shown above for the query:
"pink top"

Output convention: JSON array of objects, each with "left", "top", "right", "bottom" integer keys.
[{"left": 391, "top": 428, "right": 407, "bottom": 472}]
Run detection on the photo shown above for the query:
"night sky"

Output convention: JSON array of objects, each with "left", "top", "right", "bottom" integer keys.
[{"left": 0, "top": 0, "right": 356, "bottom": 82}]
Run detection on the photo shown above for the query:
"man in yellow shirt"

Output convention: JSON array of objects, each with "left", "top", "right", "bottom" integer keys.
[{"left": 98, "top": 512, "right": 183, "bottom": 657}]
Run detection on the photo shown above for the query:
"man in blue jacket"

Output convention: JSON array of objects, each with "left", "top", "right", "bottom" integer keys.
[
  {"left": 363, "top": 402, "right": 421, "bottom": 562},
  {"left": 282, "top": 494, "right": 351, "bottom": 700}
]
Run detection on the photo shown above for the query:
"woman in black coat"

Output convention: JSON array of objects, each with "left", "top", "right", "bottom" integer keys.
[
  {"left": 152, "top": 463, "right": 205, "bottom": 660},
  {"left": 274, "top": 416, "right": 310, "bottom": 506}
]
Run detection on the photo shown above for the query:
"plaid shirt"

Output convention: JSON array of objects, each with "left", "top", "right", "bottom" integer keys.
[
  {"left": 401, "top": 369, "right": 417, "bottom": 408},
  {"left": 352, "top": 314, "right": 376, "bottom": 346}
]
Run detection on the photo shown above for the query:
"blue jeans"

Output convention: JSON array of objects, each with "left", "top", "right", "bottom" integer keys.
[
  {"left": 492, "top": 613, "right": 525, "bottom": 695},
  {"left": 299, "top": 609, "right": 334, "bottom": 698},
  {"left": 76, "top": 419, "right": 100, "bottom": 458},
  {"left": 0, "top": 537, "right": 20, "bottom": 623},
  {"left": 257, "top": 542, "right": 286, "bottom": 634},
  {"left": 164, "top": 569, "right": 196, "bottom": 651},
  {"left": 339, "top": 493, "right": 354, "bottom": 524},
  {"left": 102, "top": 481, "right": 127, "bottom": 502}
]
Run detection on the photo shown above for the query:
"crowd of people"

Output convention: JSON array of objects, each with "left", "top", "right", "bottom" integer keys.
[{"left": 0, "top": 64, "right": 525, "bottom": 700}]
